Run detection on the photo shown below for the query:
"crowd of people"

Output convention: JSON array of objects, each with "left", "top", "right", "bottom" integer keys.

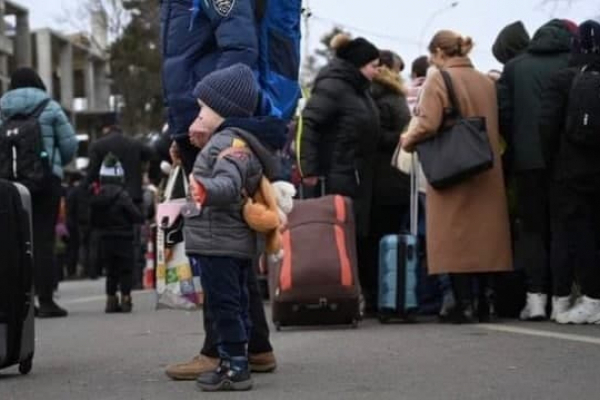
[{"left": 2, "top": 0, "right": 600, "bottom": 392}]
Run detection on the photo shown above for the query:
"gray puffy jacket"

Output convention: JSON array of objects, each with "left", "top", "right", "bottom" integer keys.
[{"left": 183, "top": 127, "right": 278, "bottom": 259}]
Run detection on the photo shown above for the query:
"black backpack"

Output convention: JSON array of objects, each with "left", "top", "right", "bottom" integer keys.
[
  {"left": 0, "top": 99, "right": 53, "bottom": 194},
  {"left": 566, "top": 66, "right": 600, "bottom": 147}
]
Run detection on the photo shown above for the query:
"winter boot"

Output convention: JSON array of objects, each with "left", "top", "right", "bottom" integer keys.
[
  {"left": 105, "top": 295, "right": 122, "bottom": 313},
  {"left": 120, "top": 295, "right": 133, "bottom": 313}
]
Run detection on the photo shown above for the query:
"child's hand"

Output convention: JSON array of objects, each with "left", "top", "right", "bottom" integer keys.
[{"left": 189, "top": 174, "right": 207, "bottom": 205}]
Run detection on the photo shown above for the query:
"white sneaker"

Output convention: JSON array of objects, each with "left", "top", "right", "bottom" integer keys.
[
  {"left": 556, "top": 296, "right": 600, "bottom": 324},
  {"left": 519, "top": 293, "right": 547, "bottom": 321},
  {"left": 550, "top": 296, "right": 571, "bottom": 321}
]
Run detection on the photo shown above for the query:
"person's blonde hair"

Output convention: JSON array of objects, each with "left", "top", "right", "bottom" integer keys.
[{"left": 428, "top": 30, "right": 474, "bottom": 57}]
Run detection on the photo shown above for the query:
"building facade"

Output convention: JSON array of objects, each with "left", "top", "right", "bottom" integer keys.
[{"left": 0, "top": 0, "right": 111, "bottom": 115}]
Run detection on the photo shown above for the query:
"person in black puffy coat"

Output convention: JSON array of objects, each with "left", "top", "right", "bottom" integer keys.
[
  {"left": 299, "top": 33, "right": 381, "bottom": 311},
  {"left": 539, "top": 20, "right": 600, "bottom": 324},
  {"left": 299, "top": 34, "right": 381, "bottom": 237}
]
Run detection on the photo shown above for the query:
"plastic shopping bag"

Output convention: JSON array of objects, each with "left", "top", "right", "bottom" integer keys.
[{"left": 155, "top": 166, "right": 203, "bottom": 310}]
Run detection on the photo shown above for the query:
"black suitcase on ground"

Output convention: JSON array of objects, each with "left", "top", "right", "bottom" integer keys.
[{"left": 0, "top": 181, "right": 35, "bottom": 375}]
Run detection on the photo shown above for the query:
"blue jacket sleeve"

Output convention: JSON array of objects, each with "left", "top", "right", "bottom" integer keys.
[
  {"left": 206, "top": 0, "right": 259, "bottom": 70},
  {"left": 51, "top": 101, "right": 78, "bottom": 166}
]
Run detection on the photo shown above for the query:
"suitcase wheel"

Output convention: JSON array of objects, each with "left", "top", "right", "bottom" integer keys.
[{"left": 19, "top": 356, "right": 32, "bottom": 375}]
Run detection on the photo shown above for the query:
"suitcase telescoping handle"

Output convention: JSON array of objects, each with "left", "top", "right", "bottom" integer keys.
[
  {"left": 409, "top": 155, "right": 420, "bottom": 237},
  {"left": 298, "top": 177, "right": 326, "bottom": 199}
]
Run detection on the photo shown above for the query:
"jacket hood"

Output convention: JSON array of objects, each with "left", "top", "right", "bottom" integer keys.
[
  {"left": 493, "top": 21, "right": 531, "bottom": 64},
  {"left": 528, "top": 19, "right": 574, "bottom": 55},
  {"left": 92, "top": 185, "right": 124, "bottom": 208},
  {"left": 315, "top": 58, "right": 371, "bottom": 92},
  {"left": 372, "top": 66, "right": 408, "bottom": 98},
  {"left": 219, "top": 117, "right": 282, "bottom": 180},
  {"left": 220, "top": 115, "right": 288, "bottom": 151},
  {"left": 0, "top": 88, "right": 49, "bottom": 119}
]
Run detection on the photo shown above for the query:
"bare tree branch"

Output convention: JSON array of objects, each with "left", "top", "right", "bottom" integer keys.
[
  {"left": 537, "top": 0, "right": 581, "bottom": 18},
  {"left": 55, "top": 0, "right": 130, "bottom": 49}
]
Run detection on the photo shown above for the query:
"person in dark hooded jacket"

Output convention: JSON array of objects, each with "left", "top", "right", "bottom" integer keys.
[
  {"left": 539, "top": 20, "right": 600, "bottom": 324},
  {"left": 493, "top": 21, "right": 531, "bottom": 65},
  {"left": 497, "top": 19, "right": 575, "bottom": 321},
  {"left": 90, "top": 154, "right": 144, "bottom": 313}
]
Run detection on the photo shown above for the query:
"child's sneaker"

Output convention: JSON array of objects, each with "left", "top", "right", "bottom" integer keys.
[
  {"left": 550, "top": 296, "right": 571, "bottom": 321},
  {"left": 196, "top": 359, "right": 253, "bottom": 392},
  {"left": 105, "top": 296, "right": 121, "bottom": 313},
  {"left": 121, "top": 295, "right": 133, "bottom": 313},
  {"left": 519, "top": 293, "right": 547, "bottom": 321},
  {"left": 556, "top": 296, "right": 600, "bottom": 324}
]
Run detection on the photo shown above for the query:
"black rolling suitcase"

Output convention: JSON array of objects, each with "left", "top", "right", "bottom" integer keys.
[{"left": 0, "top": 180, "right": 35, "bottom": 375}]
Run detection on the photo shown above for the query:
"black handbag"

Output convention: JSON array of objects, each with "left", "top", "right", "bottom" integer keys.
[{"left": 416, "top": 70, "right": 494, "bottom": 190}]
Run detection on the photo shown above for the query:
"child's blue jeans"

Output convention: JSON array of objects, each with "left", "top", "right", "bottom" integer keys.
[{"left": 191, "top": 255, "right": 252, "bottom": 365}]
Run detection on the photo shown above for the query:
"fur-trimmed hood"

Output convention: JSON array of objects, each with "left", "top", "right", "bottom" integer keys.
[{"left": 372, "top": 66, "right": 408, "bottom": 98}]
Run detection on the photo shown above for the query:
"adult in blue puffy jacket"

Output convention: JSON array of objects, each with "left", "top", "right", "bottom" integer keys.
[
  {"left": 161, "top": 0, "right": 261, "bottom": 173},
  {"left": 0, "top": 67, "right": 78, "bottom": 318},
  {"left": 161, "top": 0, "right": 279, "bottom": 380}
]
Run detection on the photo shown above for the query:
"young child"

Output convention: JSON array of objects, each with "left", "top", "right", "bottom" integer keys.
[
  {"left": 184, "top": 64, "right": 279, "bottom": 392},
  {"left": 90, "top": 153, "right": 143, "bottom": 313}
]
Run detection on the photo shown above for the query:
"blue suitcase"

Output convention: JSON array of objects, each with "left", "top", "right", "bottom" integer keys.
[{"left": 378, "top": 155, "right": 420, "bottom": 322}]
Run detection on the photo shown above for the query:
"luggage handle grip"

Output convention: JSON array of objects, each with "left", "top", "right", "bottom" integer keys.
[{"left": 298, "top": 177, "right": 326, "bottom": 199}]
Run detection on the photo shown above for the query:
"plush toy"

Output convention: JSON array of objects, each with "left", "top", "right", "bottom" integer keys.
[
  {"left": 243, "top": 178, "right": 296, "bottom": 263},
  {"left": 271, "top": 181, "right": 296, "bottom": 228}
]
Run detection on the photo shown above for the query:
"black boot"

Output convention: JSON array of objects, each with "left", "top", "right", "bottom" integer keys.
[
  {"left": 477, "top": 288, "right": 496, "bottom": 323},
  {"left": 120, "top": 295, "right": 133, "bottom": 313},
  {"left": 105, "top": 295, "right": 122, "bottom": 313},
  {"left": 196, "top": 358, "right": 253, "bottom": 392},
  {"left": 37, "top": 299, "right": 68, "bottom": 318}
]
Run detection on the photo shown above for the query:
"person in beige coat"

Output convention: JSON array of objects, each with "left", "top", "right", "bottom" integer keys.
[{"left": 401, "top": 30, "right": 512, "bottom": 323}]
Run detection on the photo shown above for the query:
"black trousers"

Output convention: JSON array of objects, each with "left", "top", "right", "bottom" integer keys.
[
  {"left": 32, "top": 177, "right": 62, "bottom": 303},
  {"left": 550, "top": 178, "right": 600, "bottom": 299},
  {"left": 66, "top": 223, "right": 79, "bottom": 277},
  {"left": 100, "top": 235, "right": 135, "bottom": 296},
  {"left": 515, "top": 170, "right": 551, "bottom": 293},
  {"left": 175, "top": 138, "right": 273, "bottom": 357}
]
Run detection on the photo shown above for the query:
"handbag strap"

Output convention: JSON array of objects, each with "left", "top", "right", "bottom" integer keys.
[
  {"left": 164, "top": 165, "right": 189, "bottom": 201},
  {"left": 409, "top": 154, "right": 419, "bottom": 236},
  {"left": 440, "top": 70, "right": 462, "bottom": 118}
]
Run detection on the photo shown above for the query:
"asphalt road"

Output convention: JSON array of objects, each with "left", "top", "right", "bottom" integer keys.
[{"left": 1, "top": 279, "right": 600, "bottom": 400}]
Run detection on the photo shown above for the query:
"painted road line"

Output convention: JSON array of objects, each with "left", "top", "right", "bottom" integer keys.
[
  {"left": 61, "top": 290, "right": 154, "bottom": 305},
  {"left": 479, "top": 324, "right": 600, "bottom": 345}
]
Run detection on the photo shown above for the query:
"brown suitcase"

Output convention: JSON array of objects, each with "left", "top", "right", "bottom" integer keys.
[{"left": 270, "top": 194, "right": 361, "bottom": 329}]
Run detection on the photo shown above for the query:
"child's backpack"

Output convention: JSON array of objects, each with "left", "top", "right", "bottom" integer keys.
[
  {"left": 255, "top": 0, "right": 302, "bottom": 121},
  {"left": 565, "top": 66, "right": 600, "bottom": 147},
  {"left": 0, "top": 99, "right": 52, "bottom": 194}
]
